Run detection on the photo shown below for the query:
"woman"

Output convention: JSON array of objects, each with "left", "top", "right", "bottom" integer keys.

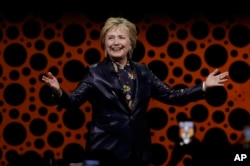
[{"left": 42, "top": 17, "right": 229, "bottom": 166}]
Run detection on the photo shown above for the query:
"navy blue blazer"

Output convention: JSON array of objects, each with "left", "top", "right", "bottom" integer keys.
[{"left": 54, "top": 58, "right": 205, "bottom": 162}]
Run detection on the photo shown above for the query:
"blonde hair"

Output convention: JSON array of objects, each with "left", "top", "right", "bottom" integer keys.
[{"left": 100, "top": 17, "right": 137, "bottom": 59}]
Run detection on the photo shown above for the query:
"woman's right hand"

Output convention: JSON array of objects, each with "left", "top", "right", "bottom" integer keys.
[{"left": 42, "top": 72, "right": 61, "bottom": 92}]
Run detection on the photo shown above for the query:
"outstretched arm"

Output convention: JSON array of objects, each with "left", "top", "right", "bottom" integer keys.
[{"left": 150, "top": 67, "right": 229, "bottom": 105}]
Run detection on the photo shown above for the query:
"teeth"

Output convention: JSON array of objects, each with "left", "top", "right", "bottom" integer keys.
[{"left": 112, "top": 48, "right": 121, "bottom": 51}]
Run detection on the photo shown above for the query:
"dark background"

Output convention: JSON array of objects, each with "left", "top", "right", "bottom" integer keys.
[{"left": 1, "top": 0, "right": 250, "bottom": 15}]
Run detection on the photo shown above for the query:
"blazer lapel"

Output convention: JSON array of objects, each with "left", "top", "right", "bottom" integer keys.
[
  {"left": 100, "top": 58, "right": 130, "bottom": 114},
  {"left": 130, "top": 61, "right": 142, "bottom": 111}
]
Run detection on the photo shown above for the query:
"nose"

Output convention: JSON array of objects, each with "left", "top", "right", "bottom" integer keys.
[{"left": 113, "top": 37, "right": 119, "bottom": 44}]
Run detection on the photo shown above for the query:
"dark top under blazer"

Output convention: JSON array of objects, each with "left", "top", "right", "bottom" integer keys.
[{"left": 53, "top": 58, "right": 205, "bottom": 162}]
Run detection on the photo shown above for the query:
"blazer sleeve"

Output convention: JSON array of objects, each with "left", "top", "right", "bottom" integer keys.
[
  {"left": 52, "top": 67, "right": 94, "bottom": 109},
  {"left": 149, "top": 69, "right": 205, "bottom": 105}
]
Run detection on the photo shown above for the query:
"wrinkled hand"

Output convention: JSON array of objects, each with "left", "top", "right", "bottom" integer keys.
[
  {"left": 205, "top": 68, "right": 229, "bottom": 89},
  {"left": 42, "top": 72, "right": 60, "bottom": 92}
]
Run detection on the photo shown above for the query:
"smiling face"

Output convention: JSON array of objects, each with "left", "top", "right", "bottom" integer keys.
[{"left": 104, "top": 25, "right": 131, "bottom": 65}]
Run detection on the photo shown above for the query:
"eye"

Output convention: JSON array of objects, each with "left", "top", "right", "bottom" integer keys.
[
  {"left": 107, "top": 36, "right": 114, "bottom": 40},
  {"left": 119, "top": 36, "right": 126, "bottom": 39}
]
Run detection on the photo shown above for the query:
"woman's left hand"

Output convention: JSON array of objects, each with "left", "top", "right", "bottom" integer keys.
[{"left": 204, "top": 68, "right": 229, "bottom": 89}]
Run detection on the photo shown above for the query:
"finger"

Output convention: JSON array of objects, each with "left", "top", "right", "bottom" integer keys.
[
  {"left": 224, "top": 72, "right": 229, "bottom": 77},
  {"left": 220, "top": 78, "right": 228, "bottom": 82},
  {"left": 219, "top": 72, "right": 229, "bottom": 79},
  {"left": 210, "top": 68, "right": 219, "bottom": 76},
  {"left": 220, "top": 71, "right": 229, "bottom": 76},
  {"left": 42, "top": 75, "right": 51, "bottom": 82},
  {"left": 42, "top": 75, "right": 46, "bottom": 80},
  {"left": 42, "top": 76, "right": 49, "bottom": 83},
  {"left": 222, "top": 71, "right": 229, "bottom": 75},
  {"left": 221, "top": 75, "right": 228, "bottom": 79},
  {"left": 218, "top": 79, "right": 227, "bottom": 83},
  {"left": 48, "top": 72, "right": 56, "bottom": 79}
]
